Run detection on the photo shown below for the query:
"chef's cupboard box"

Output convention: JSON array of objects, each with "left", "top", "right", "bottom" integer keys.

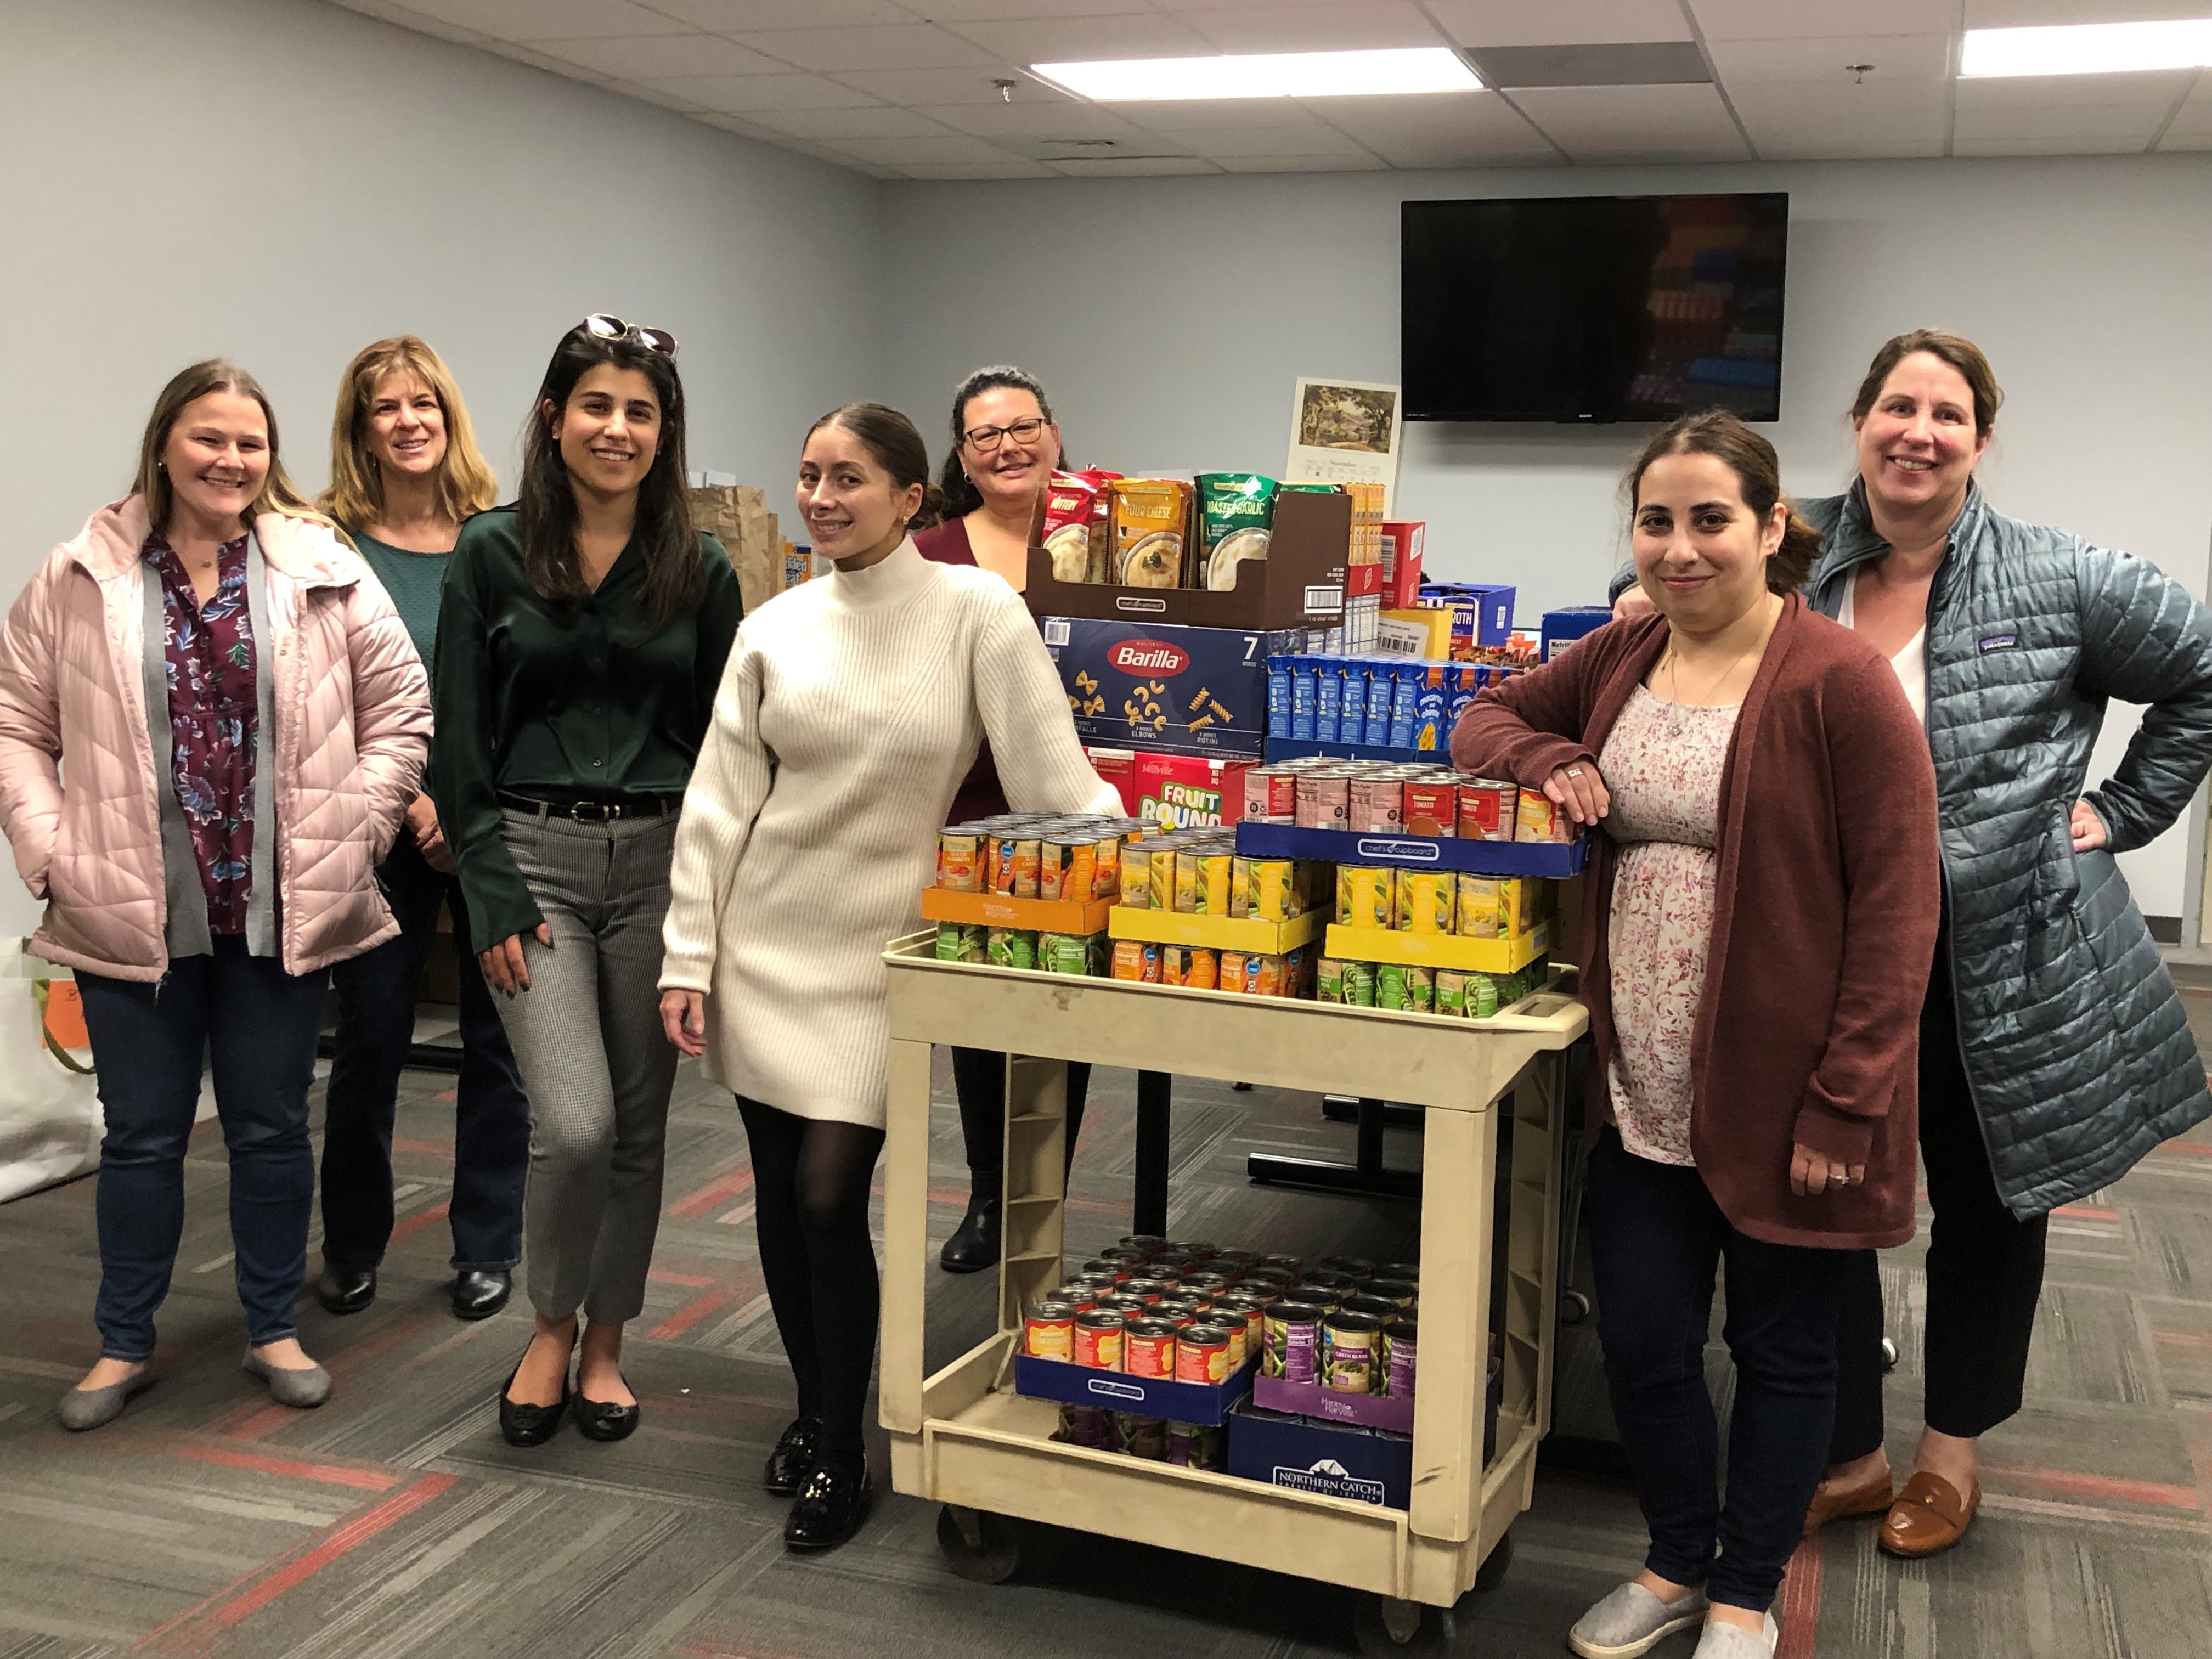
[{"left": 1047, "top": 619, "right": 1304, "bottom": 760}]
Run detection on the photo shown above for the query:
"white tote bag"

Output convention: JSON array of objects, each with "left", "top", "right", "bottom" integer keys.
[{"left": 0, "top": 940, "right": 100, "bottom": 1203}]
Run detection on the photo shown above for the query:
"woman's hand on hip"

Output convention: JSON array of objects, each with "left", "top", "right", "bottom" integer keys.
[
  {"left": 1543, "top": 762, "right": 1610, "bottom": 826},
  {"left": 480, "top": 926, "right": 550, "bottom": 995},
  {"left": 2070, "top": 798, "right": 2108, "bottom": 852},
  {"left": 661, "top": 989, "right": 708, "bottom": 1057},
  {"left": 1790, "top": 1143, "right": 1866, "bottom": 1198}
]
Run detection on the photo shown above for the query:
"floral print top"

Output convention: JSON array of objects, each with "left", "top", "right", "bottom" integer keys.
[
  {"left": 143, "top": 531, "right": 258, "bottom": 935},
  {"left": 1598, "top": 684, "right": 1740, "bottom": 1166}
]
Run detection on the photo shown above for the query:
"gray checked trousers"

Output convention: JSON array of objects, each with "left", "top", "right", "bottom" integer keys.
[{"left": 493, "top": 808, "right": 680, "bottom": 1325}]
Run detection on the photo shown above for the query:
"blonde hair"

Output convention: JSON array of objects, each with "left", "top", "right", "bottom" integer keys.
[
  {"left": 319, "top": 335, "right": 498, "bottom": 531},
  {"left": 132, "top": 359, "right": 330, "bottom": 531}
]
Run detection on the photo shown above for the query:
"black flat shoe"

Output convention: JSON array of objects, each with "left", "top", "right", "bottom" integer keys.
[
  {"left": 785, "top": 1464, "right": 873, "bottom": 1553},
  {"left": 498, "top": 1344, "right": 572, "bottom": 1448},
  {"left": 453, "top": 1269, "right": 512, "bottom": 1321},
  {"left": 764, "top": 1415, "right": 822, "bottom": 1496},
  {"left": 939, "top": 1194, "right": 1001, "bottom": 1274},
  {"left": 317, "top": 1262, "right": 377, "bottom": 1316},
  {"left": 574, "top": 1379, "right": 640, "bottom": 1443}
]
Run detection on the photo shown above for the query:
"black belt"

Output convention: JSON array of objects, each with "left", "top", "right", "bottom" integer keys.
[{"left": 498, "top": 790, "right": 681, "bottom": 821}]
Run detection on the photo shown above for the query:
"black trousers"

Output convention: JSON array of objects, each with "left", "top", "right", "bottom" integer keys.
[
  {"left": 1586, "top": 1131, "right": 1849, "bottom": 1613},
  {"left": 951, "top": 1049, "right": 1090, "bottom": 1192},
  {"left": 1830, "top": 961, "right": 2049, "bottom": 1461}
]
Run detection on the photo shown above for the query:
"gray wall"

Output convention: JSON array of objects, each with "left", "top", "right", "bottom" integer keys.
[{"left": 881, "top": 156, "right": 2212, "bottom": 916}]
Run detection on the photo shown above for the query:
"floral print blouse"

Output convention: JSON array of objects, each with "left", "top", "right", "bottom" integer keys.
[
  {"left": 143, "top": 531, "right": 258, "bottom": 936},
  {"left": 1598, "top": 684, "right": 1740, "bottom": 1166}
]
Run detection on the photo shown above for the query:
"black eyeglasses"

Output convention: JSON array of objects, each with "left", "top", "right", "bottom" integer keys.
[
  {"left": 963, "top": 416, "right": 1048, "bottom": 453},
  {"left": 578, "top": 313, "right": 679, "bottom": 357}
]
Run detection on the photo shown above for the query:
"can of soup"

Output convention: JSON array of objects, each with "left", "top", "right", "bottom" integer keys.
[
  {"left": 1025, "top": 1297, "right": 1077, "bottom": 1360},
  {"left": 1123, "top": 1316, "right": 1179, "bottom": 1379},
  {"left": 1072, "top": 1308, "right": 1125, "bottom": 1370},
  {"left": 1176, "top": 1322, "right": 1234, "bottom": 1385}
]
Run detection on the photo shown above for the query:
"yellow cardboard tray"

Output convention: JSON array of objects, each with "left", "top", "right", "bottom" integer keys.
[
  {"left": 1324, "top": 919, "right": 1550, "bottom": 974},
  {"left": 1107, "top": 906, "right": 1328, "bottom": 955},
  {"left": 920, "top": 888, "right": 1118, "bottom": 935}
]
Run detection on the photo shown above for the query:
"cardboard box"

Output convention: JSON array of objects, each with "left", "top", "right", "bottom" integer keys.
[
  {"left": 1086, "top": 747, "right": 1254, "bottom": 828},
  {"left": 1542, "top": 605, "right": 1613, "bottom": 661},
  {"left": 1015, "top": 1352, "right": 1255, "bottom": 1429},
  {"left": 1379, "top": 521, "right": 1425, "bottom": 609},
  {"left": 1419, "top": 583, "right": 1517, "bottom": 650},
  {"left": 1378, "top": 608, "right": 1453, "bottom": 660},
  {"left": 1225, "top": 1399, "right": 1413, "bottom": 1509},
  {"left": 1049, "top": 619, "right": 1302, "bottom": 759}
]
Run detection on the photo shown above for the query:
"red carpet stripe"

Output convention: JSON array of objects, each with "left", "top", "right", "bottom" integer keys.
[
  {"left": 157, "top": 1441, "right": 403, "bottom": 1492},
  {"left": 386, "top": 1200, "right": 452, "bottom": 1244},
  {"left": 669, "top": 1166, "right": 755, "bottom": 1218},
  {"left": 1775, "top": 1534, "right": 1823, "bottom": 1659},
  {"left": 1983, "top": 1464, "right": 2203, "bottom": 1511}
]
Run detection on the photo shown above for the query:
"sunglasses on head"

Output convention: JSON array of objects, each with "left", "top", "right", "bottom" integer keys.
[{"left": 578, "top": 313, "right": 679, "bottom": 357}]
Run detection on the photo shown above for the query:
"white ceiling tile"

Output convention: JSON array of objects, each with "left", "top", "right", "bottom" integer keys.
[
  {"left": 913, "top": 102, "right": 1158, "bottom": 140},
  {"left": 1372, "top": 140, "right": 1568, "bottom": 168},
  {"left": 1706, "top": 35, "right": 1953, "bottom": 84},
  {"left": 641, "top": 72, "right": 883, "bottom": 111},
  {"left": 648, "top": 0, "right": 918, "bottom": 25},
  {"left": 1953, "top": 70, "right": 2196, "bottom": 109},
  {"left": 1689, "top": 0, "right": 1937, "bottom": 42},
  {"left": 2158, "top": 130, "right": 2212, "bottom": 150},
  {"left": 474, "top": 40, "right": 613, "bottom": 79},
  {"left": 1425, "top": 1, "right": 1691, "bottom": 49},
  {"left": 1954, "top": 101, "right": 2171, "bottom": 142},
  {"left": 941, "top": 15, "right": 1217, "bottom": 64},
  {"left": 615, "top": 80, "right": 715, "bottom": 111},
  {"left": 823, "top": 133, "right": 1036, "bottom": 165},
  {"left": 1954, "top": 134, "right": 2155, "bottom": 154},
  {"left": 529, "top": 34, "right": 786, "bottom": 78},
  {"left": 1300, "top": 91, "right": 1554, "bottom": 150},
  {"left": 1964, "top": 0, "right": 2212, "bottom": 22},
  {"left": 1751, "top": 137, "right": 1946, "bottom": 159},
  {"left": 1045, "top": 156, "right": 1224, "bottom": 175},
  {"left": 2191, "top": 71, "right": 2212, "bottom": 104},
  {"left": 830, "top": 66, "right": 1071, "bottom": 104},
  {"left": 328, "top": 2, "right": 488, "bottom": 46},
  {"left": 1215, "top": 153, "right": 1393, "bottom": 172},
  {"left": 897, "top": 160, "right": 1063, "bottom": 178},
  {"left": 901, "top": 0, "right": 1152, "bottom": 16},
  {"left": 1727, "top": 81, "right": 1950, "bottom": 145},
  {"left": 1101, "top": 98, "right": 1345, "bottom": 131},
  {"left": 1181, "top": 4, "right": 1450, "bottom": 53},
  {"left": 402, "top": 0, "right": 689, "bottom": 40},
  {"left": 1510, "top": 83, "right": 1753, "bottom": 161},
  {"left": 734, "top": 25, "right": 998, "bottom": 72},
  {"left": 2169, "top": 99, "right": 2212, "bottom": 134},
  {"left": 1149, "top": 123, "right": 1372, "bottom": 157},
  {"left": 741, "top": 105, "right": 957, "bottom": 139}
]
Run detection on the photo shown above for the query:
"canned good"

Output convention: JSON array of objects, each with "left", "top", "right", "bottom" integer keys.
[
  {"left": 1339, "top": 865, "right": 1395, "bottom": 929},
  {"left": 1099, "top": 1293, "right": 1151, "bottom": 1316},
  {"left": 1301, "top": 1269, "right": 1361, "bottom": 1300},
  {"left": 1263, "top": 1300, "right": 1325, "bottom": 1384},
  {"left": 1161, "top": 946, "right": 1218, "bottom": 990},
  {"left": 1110, "top": 938, "right": 1161, "bottom": 983},
  {"left": 1048, "top": 1280, "right": 1098, "bottom": 1311},
  {"left": 1124, "top": 1316, "right": 1180, "bottom": 1379},
  {"left": 1376, "top": 962, "right": 1408, "bottom": 1011},
  {"left": 1149, "top": 843, "right": 1177, "bottom": 912},
  {"left": 1212, "top": 1250, "right": 1262, "bottom": 1273},
  {"left": 1149, "top": 1250, "right": 1199, "bottom": 1275},
  {"left": 1345, "top": 960, "right": 1376, "bottom": 1007},
  {"left": 1118, "top": 1234, "right": 1166, "bottom": 1255},
  {"left": 1347, "top": 777, "right": 1402, "bottom": 833},
  {"left": 1380, "top": 1262, "right": 1421, "bottom": 1284},
  {"left": 1260, "top": 1253, "right": 1306, "bottom": 1276},
  {"left": 1397, "top": 870, "right": 1455, "bottom": 934},
  {"left": 987, "top": 927, "right": 1036, "bottom": 970},
  {"left": 1176, "top": 1322, "right": 1234, "bottom": 1385},
  {"left": 1039, "top": 837, "right": 1096, "bottom": 902},
  {"left": 1459, "top": 780, "right": 1515, "bottom": 842},
  {"left": 1154, "top": 1293, "right": 1205, "bottom": 1319},
  {"left": 1113, "top": 1412, "right": 1169, "bottom": 1460},
  {"left": 1436, "top": 967, "right": 1469, "bottom": 1017},
  {"left": 1471, "top": 972, "right": 1501, "bottom": 1019},
  {"left": 1295, "top": 770, "right": 1350, "bottom": 831},
  {"left": 1120, "top": 842, "right": 1153, "bottom": 908},
  {"left": 1077, "top": 1269, "right": 1122, "bottom": 1297},
  {"left": 992, "top": 833, "right": 1041, "bottom": 896},
  {"left": 1340, "top": 1293, "right": 1402, "bottom": 1323},
  {"left": 1072, "top": 1308, "right": 1125, "bottom": 1370},
  {"left": 1178, "top": 1271, "right": 1231, "bottom": 1298},
  {"left": 1381, "top": 1317, "right": 1418, "bottom": 1400},
  {"left": 1025, "top": 1297, "right": 1077, "bottom": 1359},
  {"left": 1515, "top": 787, "right": 1573, "bottom": 844},
  {"left": 1098, "top": 1245, "right": 1148, "bottom": 1266},
  {"left": 1403, "top": 781, "right": 1457, "bottom": 837},
  {"left": 937, "top": 831, "right": 980, "bottom": 892},
  {"left": 1321, "top": 1311, "right": 1385, "bottom": 1394},
  {"left": 1316, "top": 1255, "right": 1376, "bottom": 1281},
  {"left": 1249, "top": 859, "right": 1298, "bottom": 922},
  {"left": 1167, "top": 1420, "right": 1226, "bottom": 1471},
  {"left": 1091, "top": 833, "right": 1122, "bottom": 899},
  {"left": 1367, "top": 1277, "right": 1419, "bottom": 1308},
  {"left": 1211, "top": 1295, "right": 1267, "bottom": 1365},
  {"left": 1190, "top": 852, "right": 1232, "bottom": 916},
  {"left": 1240, "top": 1266, "right": 1296, "bottom": 1295},
  {"left": 1038, "top": 932, "right": 1098, "bottom": 976},
  {"left": 1121, "top": 1277, "right": 1169, "bottom": 1304},
  {"left": 1316, "top": 956, "right": 1346, "bottom": 1004},
  {"left": 1404, "top": 963, "right": 1434, "bottom": 1013},
  {"left": 1456, "top": 874, "right": 1502, "bottom": 939}
]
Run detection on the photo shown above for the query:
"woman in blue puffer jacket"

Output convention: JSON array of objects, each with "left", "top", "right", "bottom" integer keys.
[{"left": 1616, "top": 329, "right": 2212, "bottom": 1560}]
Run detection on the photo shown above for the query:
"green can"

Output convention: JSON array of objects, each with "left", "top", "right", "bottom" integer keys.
[
  {"left": 935, "top": 922, "right": 964, "bottom": 961},
  {"left": 1404, "top": 964, "right": 1434, "bottom": 1014},
  {"left": 1039, "top": 931, "right": 1099, "bottom": 977},
  {"left": 1436, "top": 968, "right": 1468, "bottom": 1017},
  {"left": 1377, "top": 962, "right": 1407, "bottom": 1011},
  {"left": 1345, "top": 961, "right": 1376, "bottom": 1007},
  {"left": 1316, "top": 956, "right": 1345, "bottom": 1005},
  {"left": 936, "top": 922, "right": 988, "bottom": 963},
  {"left": 1471, "top": 972, "right": 1500, "bottom": 1019},
  {"left": 987, "top": 927, "right": 1037, "bottom": 970}
]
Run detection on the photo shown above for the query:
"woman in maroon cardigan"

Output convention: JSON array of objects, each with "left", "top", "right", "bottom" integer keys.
[
  {"left": 1454, "top": 411, "right": 1938, "bottom": 1659},
  {"left": 916, "top": 365, "right": 1093, "bottom": 1273}
]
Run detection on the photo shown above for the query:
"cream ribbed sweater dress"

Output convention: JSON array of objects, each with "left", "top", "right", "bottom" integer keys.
[{"left": 659, "top": 539, "right": 1119, "bottom": 1127}]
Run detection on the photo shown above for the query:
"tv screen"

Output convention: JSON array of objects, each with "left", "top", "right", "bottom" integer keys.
[{"left": 1401, "top": 192, "right": 1788, "bottom": 423}]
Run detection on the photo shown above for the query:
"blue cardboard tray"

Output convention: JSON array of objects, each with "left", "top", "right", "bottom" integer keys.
[
  {"left": 1015, "top": 1352, "right": 1256, "bottom": 1428},
  {"left": 1235, "top": 822, "right": 1589, "bottom": 878},
  {"left": 1223, "top": 1398, "right": 1413, "bottom": 1509}
]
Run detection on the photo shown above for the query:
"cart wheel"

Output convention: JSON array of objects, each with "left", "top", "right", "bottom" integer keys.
[
  {"left": 1472, "top": 1528, "right": 1513, "bottom": 1593},
  {"left": 1351, "top": 1534, "right": 1511, "bottom": 1656},
  {"left": 935, "top": 1504, "right": 1020, "bottom": 1584},
  {"left": 1881, "top": 1336, "right": 1899, "bottom": 1373},
  {"left": 1559, "top": 1289, "right": 1591, "bottom": 1325}
]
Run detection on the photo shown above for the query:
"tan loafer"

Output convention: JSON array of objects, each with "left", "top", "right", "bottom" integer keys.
[
  {"left": 1879, "top": 1471, "right": 1980, "bottom": 1558},
  {"left": 1803, "top": 1465, "right": 1895, "bottom": 1537}
]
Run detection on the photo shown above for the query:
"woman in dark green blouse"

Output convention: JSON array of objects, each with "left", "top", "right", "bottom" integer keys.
[{"left": 430, "top": 316, "right": 742, "bottom": 1449}]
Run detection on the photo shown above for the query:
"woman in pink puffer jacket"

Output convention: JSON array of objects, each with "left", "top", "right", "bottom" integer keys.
[{"left": 0, "top": 359, "right": 430, "bottom": 1431}]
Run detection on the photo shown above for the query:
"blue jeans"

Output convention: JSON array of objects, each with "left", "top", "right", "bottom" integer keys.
[
  {"left": 1585, "top": 1129, "right": 1848, "bottom": 1614},
  {"left": 320, "top": 836, "right": 530, "bottom": 1271},
  {"left": 77, "top": 936, "right": 329, "bottom": 1359}
]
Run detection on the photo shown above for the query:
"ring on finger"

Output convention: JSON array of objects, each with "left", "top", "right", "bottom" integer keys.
[{"left": 1566, "top": 766, "right": 1585, "bottom": 777}]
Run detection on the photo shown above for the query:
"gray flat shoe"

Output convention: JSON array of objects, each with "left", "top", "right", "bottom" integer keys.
[
  {"left": 57, "top": 1366, "right": 156, "bottom": 1432},
  {"left": 241, "top": 1346, "right": 332, "bottom": 1408},
  {"left": 1691, "top": 1611, "right": 1779, "bottom": 1658},
  {"left": 1568, "top": 1581, "right": 1709, "bottom": 1659}
]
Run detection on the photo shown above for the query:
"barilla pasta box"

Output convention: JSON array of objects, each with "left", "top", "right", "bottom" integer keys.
[{"left": 1046, "top": 618, "right": 1303, "bottom": 759}]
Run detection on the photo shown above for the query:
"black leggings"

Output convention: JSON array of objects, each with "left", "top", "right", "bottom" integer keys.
[
  {"left": 737, "top": 1097, "right": 885, "bottom": 1474},
  {"left": 951, "top": 1049, "right": 1090, "bottom": 1192}
]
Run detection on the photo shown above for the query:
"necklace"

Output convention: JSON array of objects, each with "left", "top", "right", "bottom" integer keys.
[{"left": 1655, "top": 625, "right": 1766, "bottom": 736}]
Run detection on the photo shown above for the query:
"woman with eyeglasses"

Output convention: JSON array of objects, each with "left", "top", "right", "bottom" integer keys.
[
  {"left": 314, "top": 335, "right": 531, "bottom": 1326},
  {"left": 431, "top": 315, "right": 743, "bottom": 1448},
  {"left": 915, "top": 365, "right": 1095, "bottom": 1274}
]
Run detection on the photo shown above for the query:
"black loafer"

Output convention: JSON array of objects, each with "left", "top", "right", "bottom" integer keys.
[
  {"left": 785, "top": 1464, "right": 873, "bottom": 1553},
  {"left": 317, "top": 1262, "right": 377, "bottom": 1316},
  {"left": 498, "top": 1348, "right": 571, "bottom": 1448},
  {"left": 575, "top": 1379, "right": 640, "bottom": 1443},
  {"left": 453, "top": 1269, "right": 512, "bottom": 1321},
  {"left": 939, "top": 1194, "right": 1001, "bottom": 1274},
  {"left": 764, "top": 1415, "right": 822, "bottom": 1496}
]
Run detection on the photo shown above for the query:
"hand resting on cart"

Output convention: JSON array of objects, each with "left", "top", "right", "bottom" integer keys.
[{"left": 1544, "top": 761, "right": 1611, "bottom": 827}]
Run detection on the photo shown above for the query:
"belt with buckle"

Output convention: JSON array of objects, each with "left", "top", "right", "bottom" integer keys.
[{"left": 498, "top": 790, "right": 681, "bottom": 821}]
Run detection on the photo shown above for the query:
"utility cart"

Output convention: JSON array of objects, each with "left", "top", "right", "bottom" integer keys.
[{"left": 879, "top": 933, "right": 1587, "bottom": 1656}]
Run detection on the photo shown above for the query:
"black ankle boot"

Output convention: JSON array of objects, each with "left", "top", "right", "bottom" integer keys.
[
  {"left": 939, "top": 1192, "right": 1001, "bottom": 1274},
  {"left": 785, "top": 1463, "right": 873, "bottom": 1552}
]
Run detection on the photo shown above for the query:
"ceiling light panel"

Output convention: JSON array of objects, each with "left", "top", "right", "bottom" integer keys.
[
  {"left": 1962, "top": 19, "right": 2212, "bottom": 76},
  {"left": 1031, "top": 48, "right": 1482, "bottom": 101}
]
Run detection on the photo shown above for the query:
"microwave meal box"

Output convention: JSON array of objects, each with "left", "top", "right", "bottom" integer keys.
[{"left": 1047, "top": 617, "right": 1303, "bottom": 760}]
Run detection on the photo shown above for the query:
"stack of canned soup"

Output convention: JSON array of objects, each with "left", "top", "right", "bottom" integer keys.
[
  {"left": 1242, "top": 753, "right": 1577, "bottom": 845},
  {"left": 1024, "top": 1237, "right": 1419, "bottom": 1469},
  {"left": 933, "top": 811, "right": 1147, "bottom": 974},
  {"left": 1110, "top": 830, "right": 1327, "bottom": 997}
]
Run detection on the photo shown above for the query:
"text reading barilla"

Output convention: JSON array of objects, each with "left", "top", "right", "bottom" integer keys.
[{"left": 1109, "top": 641, "right": 1192, "bottom": 675}]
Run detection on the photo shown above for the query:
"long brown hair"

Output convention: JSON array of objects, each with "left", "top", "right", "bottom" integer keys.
[
  {"left": 1625, "top": 409, "right": 1822, "bottom": 595},
  {"left": 320, "top": 336, "right": 498, "bottom": 531},
  {"left": 131, "top": 359, "right": 328, "bottom": 531},
  {"left": 1850, "top": 329, "right": 2003, "bottom": 437},
  {"left": 810, "top": 402, "right": 947, "bottom": 532}
]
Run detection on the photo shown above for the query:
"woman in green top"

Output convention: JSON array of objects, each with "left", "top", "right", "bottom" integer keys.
[
  {"left": 430, "top": 317, "right": 743, "bottom": 1448},
  {"left": 314, "top": 336, "right": 532, "bottom": 1326}
]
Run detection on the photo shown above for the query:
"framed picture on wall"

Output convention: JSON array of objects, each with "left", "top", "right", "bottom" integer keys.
[{"left": 1286, "top": 376, "right": 1403, "bottom": 511}]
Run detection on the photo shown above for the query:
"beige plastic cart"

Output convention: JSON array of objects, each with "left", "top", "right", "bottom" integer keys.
[{"left": 879, "top": 933, "right": 1587, "bottom": 1657}]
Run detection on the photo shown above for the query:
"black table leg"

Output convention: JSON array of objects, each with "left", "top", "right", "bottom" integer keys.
[
  {"left": 1133, "top": 1069, "right": 1172, "bottom": 1236},
  {"left": 1246, "top": 1094, "right": 1421, "bottom": 1199}
]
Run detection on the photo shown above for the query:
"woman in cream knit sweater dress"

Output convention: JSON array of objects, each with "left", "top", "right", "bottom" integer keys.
[{"left": 659, "top": 402, "right": 1116, "bottom": 1553}]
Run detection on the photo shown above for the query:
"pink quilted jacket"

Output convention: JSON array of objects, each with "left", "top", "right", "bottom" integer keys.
[{"left": 0, "top": 496, "right": 431, "bottom": 981}]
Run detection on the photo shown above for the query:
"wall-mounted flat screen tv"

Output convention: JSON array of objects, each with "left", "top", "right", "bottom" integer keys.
[{"left": 1401, "top": 191, "right": 1788, "bottom": 422}]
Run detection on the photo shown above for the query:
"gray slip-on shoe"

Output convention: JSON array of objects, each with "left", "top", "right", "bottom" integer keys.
[
  {"left": 1568, "top": 1581, "right": 1710, "bottom": 1659},
  {"left": 56, "top": 1366, "right": 156, "bottom": 1432},
  {"left": 241, "top": 1347, "right": 332, "bottom": 1408},
  {"left": 1690, "top": 1611, "right": 1779, "bottom": 1658}
]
